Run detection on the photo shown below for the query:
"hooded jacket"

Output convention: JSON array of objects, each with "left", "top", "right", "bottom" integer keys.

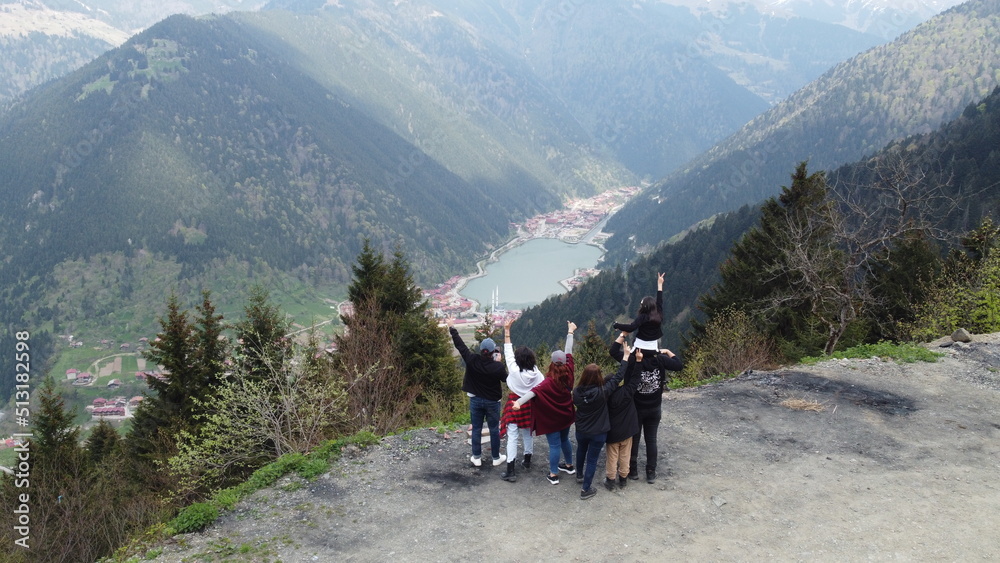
[
  {"left": 609, "top": 340, "right": 683, "bottom": 411},
  {"left": 572, "top": 356, "right": 632, "bottom": 436},
  {"left": 607, "top": 353, "right": 641, "bottom": 443},
  {"left": 504, "top": 342, "right": 544, "bottom": 397}
]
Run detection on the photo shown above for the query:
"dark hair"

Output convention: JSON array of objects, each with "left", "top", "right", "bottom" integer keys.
[
  {"left": 514, "top": 346, "right": 537, "bottom": 371},
  {"left": 638, "top": 296, "right": 662, "bottom": 324},
  {"left": 546, "top": 361, "right": 573, "bottom": 388},
  {"left": 576, "top": 364, "right": 604, "bottom": 388}
]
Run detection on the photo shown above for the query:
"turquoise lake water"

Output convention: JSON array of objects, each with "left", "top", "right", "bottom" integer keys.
[{"left": 460, "top": 238, "right": 603, "bottom": 310}]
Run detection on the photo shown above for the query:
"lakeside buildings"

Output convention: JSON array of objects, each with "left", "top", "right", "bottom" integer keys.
[{"left": 425, "top": 186, "right": 639, "bottom": 321}]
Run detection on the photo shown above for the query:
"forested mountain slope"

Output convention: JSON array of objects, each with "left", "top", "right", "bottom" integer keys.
[
  {"left": 0, "top": 15, "right": 520, "bottom": 333},
  {"left": 604, "top": 0, "right": 1000, "bottom": 263},
  {"left": 520, "top": 84, "right": 1000, "bottom": 353}
]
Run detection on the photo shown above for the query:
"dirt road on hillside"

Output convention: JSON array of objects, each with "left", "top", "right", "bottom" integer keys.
[{"left": 151, "top": 337, "right": 1000, "bottom": 562}]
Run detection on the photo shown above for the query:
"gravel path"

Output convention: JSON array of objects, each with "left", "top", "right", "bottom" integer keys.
[{"left": 150, "top": 338, "right": 1000, "bottom": 562}]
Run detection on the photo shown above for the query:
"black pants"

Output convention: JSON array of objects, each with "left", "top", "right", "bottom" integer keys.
[{"left": 630, "top": 406, "right": 662, "bottom": 471}]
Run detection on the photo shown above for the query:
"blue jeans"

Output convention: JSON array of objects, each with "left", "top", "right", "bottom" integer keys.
[
  {"left": 469, "top": 395, "right": 501, "bottom": 460},
  {"left": 575, "top": 431, "right": 607, "bottom": 491},
  {"left": 545, "top": 428, "right": 573, "bottom": 475}
]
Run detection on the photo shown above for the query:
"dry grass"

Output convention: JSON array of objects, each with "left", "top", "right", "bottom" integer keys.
[{"left": 780, "top": 398, "right": 825, "bottom": 412}]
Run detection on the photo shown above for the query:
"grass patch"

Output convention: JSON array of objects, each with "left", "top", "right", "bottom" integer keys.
[
  {"left": 780, "top": 398, "right": 825, "bottom": 412},
  {"left": 801, "top": 341, "right": 943, "bottom": 365}
]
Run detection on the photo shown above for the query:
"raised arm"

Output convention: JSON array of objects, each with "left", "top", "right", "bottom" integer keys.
[
  {"left": 601, "top": 342, "right": 633, "bottom": 392},
  {"left": 608, "top": 331, "right": 628, "bottom": 362},
  {"left": 503, "top": 318, "right": 517, "bottom": 374},
  {"left": 565, "top": 321, "right": 576, "bottom": 355},
  {"left": 656, "top": 273, "right": 664, "bottom": 313},
  {"left": 448, "top": 321, "right": 474, "bottom": 363}
]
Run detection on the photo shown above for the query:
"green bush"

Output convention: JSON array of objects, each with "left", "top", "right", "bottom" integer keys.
[{"left": 169, "top": 502, "right": 219, "bottom": 534}]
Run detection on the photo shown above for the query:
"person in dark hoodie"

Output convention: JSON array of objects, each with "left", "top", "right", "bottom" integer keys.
[
  {"left": 610, "top": 330, "right": 683, "bottom": 483},
  {"left": 448, "top": 319, "right": 509, "bottom": 468},
  {"left": 604, "top": 334, "right": 642, "bottom": 491},
  {"left": 571, "top": 344, "right": 637, "bottom": 500}
]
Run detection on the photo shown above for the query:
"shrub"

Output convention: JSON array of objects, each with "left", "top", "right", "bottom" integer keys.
[
  {"left": 169, "top": 502, "right": 219, "bottom": 534},
  {"left": 679, "top": 308, "right": 777, "bottom": 386}
]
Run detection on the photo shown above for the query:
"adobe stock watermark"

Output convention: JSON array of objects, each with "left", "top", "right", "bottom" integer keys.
[{"left": 11, "top": 331, "right": 32, "bottom": 550}]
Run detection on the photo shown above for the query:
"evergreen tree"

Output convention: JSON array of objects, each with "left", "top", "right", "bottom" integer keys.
[
  {"left": 233, "top": 285, "right": 291, "bottom": 383},
  {"left": 338, "top": 242, "right": 460, "bottom": 414},
  {"left": 85, "top": 420, "right": 122, "bottom": 465},
  {"left": 695, "top": 162, "right": 836, "bottom": 360},
  {"left": 575, "top": 320, "right": 617, "bottom": 373},
  {"left": 34, "top": 376, "right": 82, "bottom": 465},
  {"left": 127, "top": 292, "right": 225, "bottom": 463}
]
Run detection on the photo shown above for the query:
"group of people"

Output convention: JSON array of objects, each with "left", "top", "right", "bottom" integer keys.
[{"left": 447, "top": 274, "right": 683, "bottom": 499}]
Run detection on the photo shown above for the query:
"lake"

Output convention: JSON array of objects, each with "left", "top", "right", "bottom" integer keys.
[{"left": 460, "top": 238, "right": 603, "bottom": 310}]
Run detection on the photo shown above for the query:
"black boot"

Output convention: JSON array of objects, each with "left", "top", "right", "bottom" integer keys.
[
  {"left": 501, "top": 461, "right": 517, "bottom": 482},
  {"left": 520, "top": 453, "right": 532, "bottom": 469}
]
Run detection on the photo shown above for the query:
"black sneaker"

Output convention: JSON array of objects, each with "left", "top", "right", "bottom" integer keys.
[
  {"left": 618, "top": 475, "right": 628, "bottom": 489},
  {"left": 604, "top": 478, "right": 616, "bottom": 491},
  {"left": 558, "top": 463, "right": 576, "bottom": 475},
  {"left": 580, "top": 488, "right": 597, "bottom": 500},
  {"left": 646, "top": 469, "right": 656, "bottom": 483},
  {"left": 546, "top": 473, "right": 560, "bottom": 485},
  {"left": 628, "top": 466, "right": 639, "bottom": 480}
]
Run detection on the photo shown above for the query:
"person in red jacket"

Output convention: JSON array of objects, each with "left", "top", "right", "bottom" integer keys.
[{"left": 513, "top": 321, "right": 577, "bottom": 485}]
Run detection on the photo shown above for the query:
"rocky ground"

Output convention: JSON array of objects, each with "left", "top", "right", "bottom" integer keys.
[{"left": 149, "top": 336, "right": 1000, "bottom": 562}]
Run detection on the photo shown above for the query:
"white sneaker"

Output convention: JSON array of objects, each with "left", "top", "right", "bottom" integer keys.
[
  {"left": 470, "top": 455, "right": 482, "bottom": 467},
  {"left": 492, "top": 454, "right": 507, "bottom": 466}
]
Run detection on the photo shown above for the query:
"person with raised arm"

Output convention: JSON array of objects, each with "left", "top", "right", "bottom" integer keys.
[
  {"left": 513, "top": 321, "right": 577, "bottom": 485},
  {"left": 571, "top": 342, "right": 637, "bottom": 500},
  {"left": 613, "top": 273, "right": 665, "bottom": 351},
  {"left": 609, "top": 323, "right": 683, "bottom": 483},
  {"left": 497, "top": 317, "right": 545, "bottom": 482},
  {"left": 448, "top": 319, "right": 508, "bottom": 468},
  {"left": 604, "top": 335, "right": 642, "bottom": 490}
]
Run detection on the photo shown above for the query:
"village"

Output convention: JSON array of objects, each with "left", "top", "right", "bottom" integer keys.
[{"left": 423, "top": 185, "right": 639, "bottom": 326}]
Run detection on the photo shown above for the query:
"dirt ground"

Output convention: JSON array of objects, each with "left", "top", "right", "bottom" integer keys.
[{"left": 151, "top": 336, "right": 1000, "bottom": 562}]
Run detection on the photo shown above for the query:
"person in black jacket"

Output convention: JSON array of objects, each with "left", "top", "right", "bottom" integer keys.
[
  {"left": 613, "top": 273, "right": 664, "bottom": 351},
  {"left": 610, "top": 330, "right": 683, "bottom": 483},
  {"left": 604, "top": 337, "right": 642, "bottom": 490},
  {"left": 448, "top": 320, "right": 509, "bottom": 468},
  {"left": 571, "top": 350, "right": 634, "bottom": 500}
]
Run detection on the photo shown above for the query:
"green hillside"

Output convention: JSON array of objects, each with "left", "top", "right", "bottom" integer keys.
[
  {"left": 604, "top": 0, "right": 1000, "bottom": 263},
  {"left": 521, "top": 83, "right": 1000, "bottom": 358},
  {"left": 0, "top": 15, "right": 518, "bottom": 338}
]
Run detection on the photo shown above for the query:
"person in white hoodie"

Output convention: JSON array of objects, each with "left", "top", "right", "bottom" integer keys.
[{"left": 498, "top": 318, "right": 566, "bottom": 482}]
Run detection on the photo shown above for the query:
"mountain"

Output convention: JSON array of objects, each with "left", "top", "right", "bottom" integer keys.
[
  {"left": 0, "top": 1, "right": 268, "bottom": 105},
  {"left": 517, "top": 81, "right": 1000, "bottom": 355},
  {"left": 0, "top": 1, "right": 128, "bottom": 102},
  {"left": 0, "top": 14, "right": 533, "bottom": 336},
  {"left": 603, "top": 0, "right": 1000, "bottom": 264},
  {"left": 766, "top": 0, "right": 966, "bottom": 36}
]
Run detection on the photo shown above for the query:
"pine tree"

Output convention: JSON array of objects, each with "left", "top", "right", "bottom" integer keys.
[
  {"left": 695, "top": 162, "right": 836, "bottom": 360},
  {"left": 34, "top": 376, "right": 82, "bottom": 466},
  {"left": 233, "top": 285, "right": 291, "bottom": 383},
  {"left": 127, "top": 292, "right": 226, "bottom": 462},
  {"left": 85, "top": 420, "right": 122, "bottom": 465},
  {"left": 575, "top": 320, "right": 617, "bottom": 373}
]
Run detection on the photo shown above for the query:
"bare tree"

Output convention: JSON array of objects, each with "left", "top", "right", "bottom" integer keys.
[{"left": 764, "top": 150, "right": 957, "bottom": 354}]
